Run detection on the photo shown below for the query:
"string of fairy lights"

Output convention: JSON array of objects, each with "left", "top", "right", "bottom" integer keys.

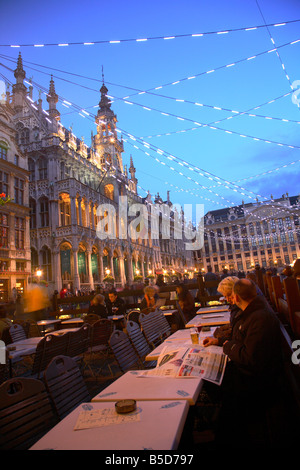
[
  {"left": 1, "top": 17, "right": 300, "bottom": 245},
  {"left": 1, "top": 18, "right": 299, "bottom": 48},
  {"left": 1, "top": 60, "right": 299, "bottom": 231},
  {"left": 2, "top": 68, "right": 299, "bottom": 244}
]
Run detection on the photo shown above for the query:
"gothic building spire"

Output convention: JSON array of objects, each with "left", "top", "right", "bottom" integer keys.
[
  {"left": 47, "top": 75, "right": 60, "bottom": 120},
  {"left": 12, "top": 52, "right": 27, "bottom": 111}
]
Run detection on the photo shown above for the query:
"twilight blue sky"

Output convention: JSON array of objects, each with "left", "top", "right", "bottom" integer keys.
[{"left": 0, "top": 0, "right": 300, "bottom": 215}]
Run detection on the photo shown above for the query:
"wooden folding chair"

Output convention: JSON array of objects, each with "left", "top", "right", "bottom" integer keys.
[
  {"left": 283, "top": 277, "right": 300, "bottom": 337},
  {"left": 66, "top": 323, "right": 91, "bottom": 358},
  {"left": 125, "top": 320, "right": 156, "bottom": 368},
  {"left": 153, "top": 309, "right": 171, "bottom": 339},
  {"left": 109, "top": 330, "right": 141, "bottom": 373},
  {"left": 83, "top": 319, "right": 115, "bottom": 378},
  {"left": 9, "top": 323, "right": 27, "bottom": 342},
  {"left": 0, "top": 377, "right": 57, "bottom": 449},
  {"left": 139, "top": 311, "right": 163, "bottom": 348},
  {"left": 126, "top": 309, "right": 141, "bottom": 324},
  {"left": 43, "top": 355, "right": 90, "bottom": 420},
  {"left": 31, "top": 333, "right": 68, "bottom": 379},
  {"left": 83, "top": 313, "right": 100, "bottom": 325}
]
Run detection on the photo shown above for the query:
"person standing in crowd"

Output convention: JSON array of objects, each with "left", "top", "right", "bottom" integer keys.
[
  {"left": 0, "top": 305, "right": 13, "bottom": 342},
  {"left": 204, "top": 266, "right": 218, "bottom": 295},
  {"left": 23, "top": 282, "right": 50, "bottom": 321}
]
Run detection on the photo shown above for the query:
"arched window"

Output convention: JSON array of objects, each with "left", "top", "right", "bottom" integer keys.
[
  {"left": 31, "top": 248, "right": 38, "bottom": 272},
  {"left": 20, "top": 128, "right": 30, "bottom": 145},
  {"left": 41, "top": 246, "right": 52, "bottom": 281},
  {"left": 59, "top": 193, "right": 71, "bottom": 226},
  {"left": 0, "top": 142, "right": 8, "bottom": 160},
  {"left": 39, "top": 197, "right": 49, "bottom": 227},
  {"left": 38, "top": 157, "right": 47, "bottom": 180},
  {"left": 104, "top": 184, "right": 114, "bottom": 200},
  {"left": 28, "top": 158, "right": 35, "bottom": 181},
  {"left": 29, "top": 198, "right": 36, "bottom": 229}
]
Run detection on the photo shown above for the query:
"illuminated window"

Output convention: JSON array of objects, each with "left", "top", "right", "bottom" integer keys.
[{"left": 104, "top": 184, "right": 114, "bottom": 200}]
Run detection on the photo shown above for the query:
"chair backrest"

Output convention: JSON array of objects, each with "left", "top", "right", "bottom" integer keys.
[
  {"left": 271, "top": 275, "right": 284, "bottom": 315},
  {"left": 175, "top": 301, "right": 187, "bottom": 327},
  {"left": 126, "top": 320, "right": 152, "bottom": 360},
  {"left": 109, "top": 330, "right": 141, "bottom": 372},
  {"left": 0, "top": 377, "right": 57, "bottom": 450},
  {"left": 126, "top": 310, "right": 141, "bottom": 324},
  {"left": 31, "top": 334, "right": 68, "bottom": 378},
  {"left": 65, "top": 323, "right": 91, "bottom": 357},
  {"left": 139, "top": 311, "right": 163, "bottom": 348},
  {"left": 283, "top": 277, "right": 300, "bottom": 335},
  {"left": 90, "top": 319, "right": 114, "bottom": 349},
  {"left": 43, "top": 355, "right": 90, "bottom": 420},
  {"left": 84, "top": 313, "right": 100, "bottom": 325},
  {"left": 152, "top": 309, "right": 171, "bottom": 339},
  {"left": 9, "top": 323, "right": 27, "bottom": 342},
  {"left": 26, "top": 320, "right": 42, "bottom": 338},
  {"left": 265, "top": 272, "right": 275, "bottom": 306}
]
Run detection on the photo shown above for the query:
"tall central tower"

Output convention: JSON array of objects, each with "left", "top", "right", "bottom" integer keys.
[{"left": 93, "top": 82, "right": 124, "bottom": 173}]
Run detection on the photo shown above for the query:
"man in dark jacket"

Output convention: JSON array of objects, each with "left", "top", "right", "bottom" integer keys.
[
  {"left": 223, "top": 278, "right": 283, "bottom": 395},
  {"left": 106, "top": 289, "right": 126, "bottom": 316},
  {"left": 202, "top": 278, "right": 286, "bottom": 446}
]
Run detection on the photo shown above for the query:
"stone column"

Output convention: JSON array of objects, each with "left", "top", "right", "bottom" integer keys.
[
  {"left": 87, "top": 249, "right": 94, "bottom": 291},
  {"left": 70, "top": 196, "right": 76, "bottom": 225},
  {"left": 99, "top": 253, "right": 104, "bottom": 283},
  {"left": 77, "top": 196, "right": 82, "bottom": 226},
  {"left": 127, "top": 254, "right": 134, "bottom": 283},
  {"left": 73, "top": 249, "right": 80, "bottom": 290},
  {"left": 54, "top": 250, "right": 62, "bottom": 292},
  {"left": 119, "top": 255, "right": 126, "bottom": 286}
]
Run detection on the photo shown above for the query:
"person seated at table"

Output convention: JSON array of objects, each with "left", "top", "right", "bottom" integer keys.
[
  {"left": 140, "top": 286, "right": 160, "bottom": 313},
  {"left": 176, "top": 283, "right": 195, "bottom": 322},
  {"left": 106, "top": 289, "right": 126, "bottom": 316},
  {"left": 0, "top": 305, "right": 13, "bottom": 341},
  {"left": 203, "top": 276, "right": 240, "bottom": 347},
  {"left": 88, "top": 294, "right": 108, "bottom": 318},
  {"left": 204, "top": 279, "right": 285, "bottom": 445}
]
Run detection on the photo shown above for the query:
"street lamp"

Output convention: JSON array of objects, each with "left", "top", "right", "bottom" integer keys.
[{"left": 36, "top": 269, "right": 42, "bottom": 279}]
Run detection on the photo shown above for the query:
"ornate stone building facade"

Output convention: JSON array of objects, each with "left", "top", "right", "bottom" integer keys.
[
  {"left": 0, "top": 53, "right": 195, "bottom": 297},
  {"left": 197, "top": 195, "right": 300, "bottom": 274},
  {"left": 0, "top": 66, "right": 31, "bottom": 301}
]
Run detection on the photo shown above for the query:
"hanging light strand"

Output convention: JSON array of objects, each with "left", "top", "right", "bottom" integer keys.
[{"left": 2, "top": 19, "right": 299, "bottom": 48}]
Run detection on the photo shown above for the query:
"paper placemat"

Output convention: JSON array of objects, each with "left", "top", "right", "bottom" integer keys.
[{"left": 74, "top": 407, "right": 140, "bottom": 430}]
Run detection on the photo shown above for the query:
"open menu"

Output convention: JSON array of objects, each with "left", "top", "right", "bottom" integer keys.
[{"left": 139, "top": 344, "right": 227, "bottom": 385}]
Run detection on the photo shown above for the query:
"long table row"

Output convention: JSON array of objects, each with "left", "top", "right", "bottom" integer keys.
[{"left": 29, "top": 306, "right": 229, "bottom": 450}]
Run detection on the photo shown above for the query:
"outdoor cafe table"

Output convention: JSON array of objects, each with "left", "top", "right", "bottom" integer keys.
[
  {"left": 6, "top": 336, "right": 41, "bottom": 360},
  {"left": 185, "top": 311, "right": 231, "bottom": 328},
  {"left": 196, "top": 305, "right": 229, "bottom": 314},
  {"left": 60, "top": 318, "right": 84, "bottom": 327},
  {"left": 30, "top": 399, "right": 189, "bottom": 450},
  {"left": 159, "top": 308, "right": 178, "bottom": 316},
  {"left": 37, "top": 319, "right": 61, "bottom": 335},
  {"left": 6, "top": 337, "right": 42, "bottom": 376},
  {"left": 145, "top": 327, "right": 217, "bottom": 362},
  {"left": 92, "top": 370, "right": 203, "bottom": 405}
]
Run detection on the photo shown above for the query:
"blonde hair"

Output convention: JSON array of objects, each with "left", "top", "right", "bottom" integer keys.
[
  {"left": 144, "top": 286, "right": 156, "bottom": 296},
  {"left": 217, "top": 276, "right": 239, "bottom": 296},
  {"left": 92, "top": 294, "right": 105, "bottom": 305}
]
